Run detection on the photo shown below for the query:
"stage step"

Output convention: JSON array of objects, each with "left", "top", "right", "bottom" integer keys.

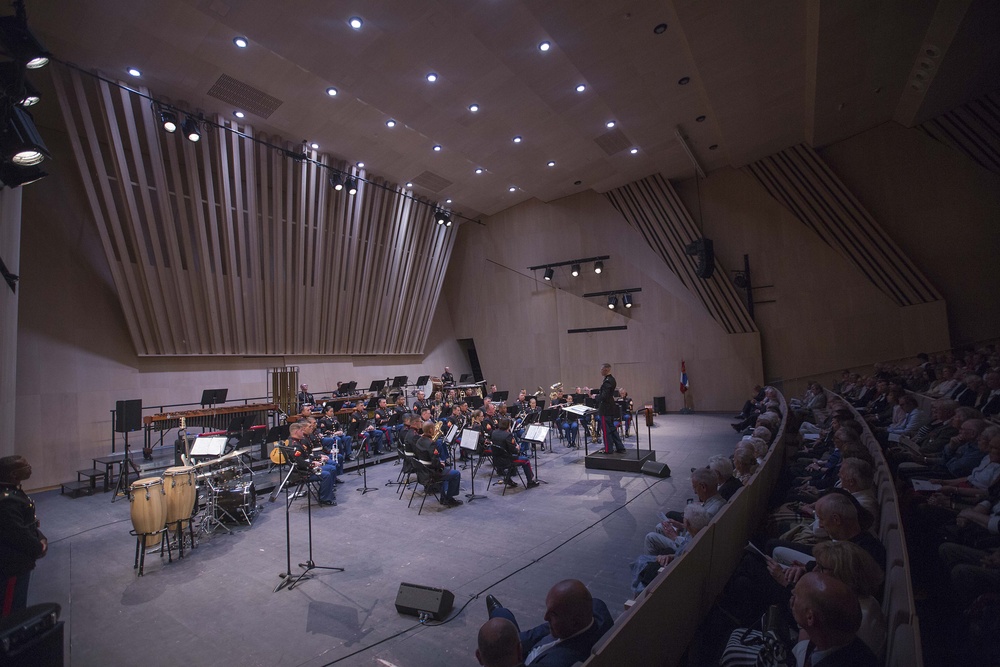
[
  {"left": 76, "top": 468, "right": 107, "bottom": 493},
  {"left": 60, "top": 480, "right": 96, "bottom": 498}
]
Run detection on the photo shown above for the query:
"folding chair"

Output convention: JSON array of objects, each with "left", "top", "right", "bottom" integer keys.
[
  {"left": 408, "top": 458, "right": 444, "bottom": 515},
  {"left": 486, "top": 447, "right": 526, "bottom": 496}
]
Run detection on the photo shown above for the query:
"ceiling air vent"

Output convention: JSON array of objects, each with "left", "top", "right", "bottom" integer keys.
[
  {"left": 207, "top": 74, "right": 283, "bottom": 119},
  {"left": 410, "top": 171, "right": 453, "bottom": 192},
  {"left": 594, "top": 128, "right": 633, "bottom": 156}
]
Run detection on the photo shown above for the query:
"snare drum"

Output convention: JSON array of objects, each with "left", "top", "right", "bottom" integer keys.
[
  {"left": 162, "top": 466, "right": 197, "bottom": 529},
  {"left": 216, "top": 482, "right": 257, "bottom": 523},
  {"left": 130, "top": 477, "right": 167, "bottom": 547}
]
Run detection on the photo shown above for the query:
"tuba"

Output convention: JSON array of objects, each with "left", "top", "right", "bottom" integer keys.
[{"left": 549, "top": 382, "right": 563, "bottom": 400}]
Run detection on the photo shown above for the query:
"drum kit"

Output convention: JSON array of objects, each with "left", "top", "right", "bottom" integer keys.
[{"left": 128, "top": 449, "right": 259, "bottom": 575}]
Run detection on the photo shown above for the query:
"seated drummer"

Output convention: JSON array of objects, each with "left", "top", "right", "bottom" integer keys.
[
  {"left": 318, "top": 404, "right": 353, "bottom": 462},
  {"left": 287, "top": 422, "right": 336, "bottom": 505},
  {"left": 414, "top": 423, "right": 464, "bottom": 507},
  {"left": 490, "top": 418, "right": 539, "bottom": 488}
]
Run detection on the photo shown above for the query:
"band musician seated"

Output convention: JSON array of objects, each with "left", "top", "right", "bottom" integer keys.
[
  {"left": 490, "top": 418, "right": 539, "bottom": 489},
  {"left": 414, "top": 423, "right": 464, "bottom": 507}
]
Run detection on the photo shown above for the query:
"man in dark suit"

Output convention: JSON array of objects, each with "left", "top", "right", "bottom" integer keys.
[
  {"left": 485, "top": 579, "right": 614, "bottom": 666},
  {"left": 789, "top": 572, "right": 878, "bottom": 666},
  {"left": 476, "top": 617, "right": 524, "bottom": 667},
  {"left": 594, "top": 363, "right": 625, "bottom": 454}
]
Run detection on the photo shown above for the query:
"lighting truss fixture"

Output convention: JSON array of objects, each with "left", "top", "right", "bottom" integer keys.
[
  {"left": 0, "top": 62, "right": 39, "bottom": 107},
  {"left": 435, "top": 209, "right": 452, "bottom": 226},
  {"left": 345, "top": 177, "right": 358, "bottom": 195},
  {"left": 607, "top": 295, "right": 618, "bottom": 309},
  {"left": 528, "top": 256, "right": 610, "bottom": 278},
  {"left": 3, "top": 106, "right": 49, "bottom": 166},
  {"left": 0, "top": 161, "right": 46, "bottom": 188},
  {"left": 571, "top": 263, "right": 580, "bottom": 277},
  {"left": 594, "top": 260, "right": 603, "bottom": 274},
  {"left": 182, "top": 115, "right": 201, "bottom": 142},
  {"left": 158, "top": 107, "right": 178, "bottom": 133},
  {"left": 582, "top": 287, "right": 640, "bottom": 309},
  {"left": 329, "top": 174, "right": 344, "bottom": 191},
  {"left": 622, "top": 293, "right": 633, "bottom": 308},
  {"left": 0, "top": 9, "right": 51, "bottom": 70},
  {"left": 543, "top": 267, "right": 554, "bottom": 281}
]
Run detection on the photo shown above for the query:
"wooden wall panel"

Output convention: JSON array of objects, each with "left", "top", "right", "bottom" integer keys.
[
  {"left": 920, "top": 90, "right": 1000, "bottom": 175},
  {"left": 51, "top": 67, "right": 455, "bottom": 356}
]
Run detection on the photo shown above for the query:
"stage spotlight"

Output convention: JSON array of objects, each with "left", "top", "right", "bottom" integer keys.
[
  {"left": 594, "top": 260, "right": 603, "bottom": 274},
  {"left": 0, "top": 161, "right": 46, "bottom": 188},
  {"left": 0, "top": 11, "right": 50, "bottom": 70},
  {"left": 182, "top": 116, "right": 201, "bottom": 142},
  {"left": 543, "top": 267, "right": 554, "bottom": 281},
  {"left": 329, "top": 174, "right": 344, "bottom": 191},
  {"left": 2, "top": 107, "right": 49, "bottom": 166},
  {"left": 623, "top": 293, "right": 633, "bottom": 308},
  {"left": 571, "top": 263, "right": 580, "bottom": 277},
  {"left": 0, "top": 62, "right": 39, "bottom": 107},
  {"left": 345, "top": 177, "right": 358, "bottom": 195},
  {"left": 158, "top": 107, "right": 178, "bottom": 133},
  {"left": 435, "top": 209, "right": 446, "bottom": 225},
  {"left": 608, "top": 295, "right": 618, "bottom": 309},
  {"left": 445, "top": 217, "right": 452, "bottom": 228}
]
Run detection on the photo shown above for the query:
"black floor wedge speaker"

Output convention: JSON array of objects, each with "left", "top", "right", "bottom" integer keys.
[
  {"left": 394, "top": 582, "right": 455, "bottom": 621},
  {"left": 641, "top": 460, "right": 671, "bottom": 478}
]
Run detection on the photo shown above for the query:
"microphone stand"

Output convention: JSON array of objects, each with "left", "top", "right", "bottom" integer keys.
[
  {"left": 271, "top": 454, "right": 301, "bottom": 593},
  {"left": 274, "top": 469, "right": 344, "bottom": 592}
]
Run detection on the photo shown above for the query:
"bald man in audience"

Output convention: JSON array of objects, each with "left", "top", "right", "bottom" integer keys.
[
  {"left": 484, "top": 579, "right": 613, "bottom": 666},
  {"left": 789, "top": 572, "right": 878, "bottom": 666},
  {"left": 476, "top": 617, "right": 524, "bottom": 667}
]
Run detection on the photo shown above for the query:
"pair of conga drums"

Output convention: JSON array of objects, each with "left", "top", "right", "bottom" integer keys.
[{"left": 129, "top": 466, "right": 197, "bottom": 546}]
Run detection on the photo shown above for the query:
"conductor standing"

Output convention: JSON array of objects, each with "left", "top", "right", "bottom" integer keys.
[{"left": 596, "top": 363, "right": 625, "bottom": 454}]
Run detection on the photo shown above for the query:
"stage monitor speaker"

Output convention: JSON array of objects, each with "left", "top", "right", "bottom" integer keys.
[
  {"left": 394, "top": 582, "right": 455, "bottom": 621},
  {"left": 653, "top": 396, "right": 666, "bottom": 414},
  {"left": 641, "top": 460, "right": 671, "bottom": 478},
  {"left": 115, "top": 399, "right": 143, "bottom": 433},
  {"left": 0, "top": 603, "right": 64, "bottom": 667}
]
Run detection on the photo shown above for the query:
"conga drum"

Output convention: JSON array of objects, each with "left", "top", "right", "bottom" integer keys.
[
  {"left": 130, "top": 477, "right": 167, "bottom": 547},
  {"left": 162, "top": 466, "right": 197, "bottom": 529}
]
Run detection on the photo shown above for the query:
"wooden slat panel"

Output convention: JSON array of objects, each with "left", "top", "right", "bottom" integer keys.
[
  {"left": 605, "top": 174, "right": 757, "bottom": 335},
  {"left": 745, "top": 144, "right": 941, "bottom": 306},
  {"left": 53, "top": 66, "right": 455, "bottom": 356}
]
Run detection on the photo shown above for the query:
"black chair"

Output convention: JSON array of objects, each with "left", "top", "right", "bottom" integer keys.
[
  {"left": 486, "top": 447, "right": 525, "bottom": 496},
  {"left": 408, "top": 458, "right": 443, "bottom": 515}
]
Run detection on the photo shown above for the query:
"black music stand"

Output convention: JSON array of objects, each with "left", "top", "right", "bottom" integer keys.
[
  {"left": 521, "top": 423, "right": 550, "bottom": 485},
  {"left": 392, "top": 375, "right": 408, "bottom": 388},
  {"left": 468, "top": 395, "right": 484, "bottom": 409},
  {"left": 461, "top": 428, "right": 486, "bottom": 502},
  {"left": 270, "top": 450, "right": 344, "bottom": 592},
  {"left": 339, "top": 381, "right": 357, "bottom": 395},
  {"left": 225, "top": 413, "right": 257, "bottom": 453},
  {"left": 539, "top": 408, "right": 560, "bottom": 449},
  {"left": 200, "top": 388, "right": 228, "bottom": 407},
  {"left": 459, "top": 373, "right": 472, "bottom": 382},
  {"left": 492, "top": 390, "right": 509, "bottom": 402},
  {"left": 368, "top": 379, "right": 386, "bottom": 394},
  {"left": 415, "top": 375, "right": 430, "bottom": 388},
  {"left": 355, "top": 433, "right": 378, "bottom": 495},
  {"left": 365, "top": 396, "right": 380, "bottom": 411}
]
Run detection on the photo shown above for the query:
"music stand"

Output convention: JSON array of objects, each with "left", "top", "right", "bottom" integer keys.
[
  {"left": 392, "top": 375, "right": 408, "bottom": 388},
  {"left": 461, "top": 428, "right": 487, "bottom": 502},
  {"left": 339, "top": 381, "right": 357, "bottom": 395},
  {"left": 468, "top": 395, "right": 484, "bottom": 409},
  {"left": 355, "top": 433, "right": 378, "bottom": 495},
  {"left": 368, "top": 379, "right": 386, "bottom": 393},
  {"left": 365, "top": 395, "right": 380, "bottom": 411},
  {"left": 492, "top": 390, "right": 508, "bottom": 402},
  {"left": 200, "top": 388, "right": 228, "bottom": 407},
  {"left": 522, "top": 424, "right": 550, "bottom": 484},
  {"left": 459, "top": 373, "right": 472, "bottom": 382},
  {"left": 415, "top": 375, "right": 430, "bottom": 388},
  {"left": 539, "top": 408, "right": 560, "bottom": 449},
  {"left": 225, "top": 413, "right": 257, "bottom": 453}
]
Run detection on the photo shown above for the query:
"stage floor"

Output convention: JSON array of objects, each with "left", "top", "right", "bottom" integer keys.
[{"left": 27, "top": 413, "right": 738, "bottom": 666}]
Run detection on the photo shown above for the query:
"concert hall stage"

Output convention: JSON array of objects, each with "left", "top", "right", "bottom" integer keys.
[{"left": 26, "top": 414, "right": 738, "bottom": 666}]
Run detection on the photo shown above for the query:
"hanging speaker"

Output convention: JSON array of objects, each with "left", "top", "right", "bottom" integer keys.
[
  {"left": 394, "top": 582, "right": 455, "bottom": 621},
  {"left": 685, "top": 238, "right": 715, "bottom": 279}
]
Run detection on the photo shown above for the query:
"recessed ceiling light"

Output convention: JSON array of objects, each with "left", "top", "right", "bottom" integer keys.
[
  {"left": 445, "top": 198, "right": 453, "bottom": 204},
  {"left": 630, "top": 147, "right": 639, "bottom": 154},
  {"left": 310, "top": 142, "right": 319, "bottom": 149},
  {"left": 432, "top": 144, "right": 442, "bottom": 152},
  {"left": 606, "top": 120, "right": 616, "bottom": 129},
  {"left": 326, "top": 87, "right": 338, "bottom": 96},
  {"left": 233, "top": 36, "right": 248, "bottom": 48},
  {"left": 406, "top": 182, "right": 413, "bottom": 188},
  {"left": 653, "top": 23, "right": 668, "bottom": 35},
  {"left": 575, "top": 84, "right": 586, "bottom": 93},
  {"left": 508, "top": 186, "right": 516, "bottom": 192},
  {"left": 468, "top": 103, "right": 479, "bottom": 112},
  {"left": 538, "top": 41, "right": 551, "bottom": 52},
  {"left": 546, "top": 161, "right": 556, "bottom": 167},
  {"left": 695, "top": 115, "right": 706, "bottom": 122},
  {"left": 233, "top": 111, "right": 245, "bottom": 118},
  {"left": 475, "top": 168, "right": 484, "bottom": 174},
  {"left": 127, "top": 67, "right": 141, "bottom": 77},
  {"left": 512, "top": 136, "right": 522, "bottom": 143},
  {"left": 426, "top": 72, "right": 438, "bottom": 83},
  {"left": 356, "top": 161, "right": 365, "bottom": 168},
  {"left": 386, "top": 119, "right": 396, "bottom": 128},
  {"left": 349, "top": 17, "right": 363, "bottom": 30},
  {"left": 678, "top": 76, "right": 690, "bottom": 85}
]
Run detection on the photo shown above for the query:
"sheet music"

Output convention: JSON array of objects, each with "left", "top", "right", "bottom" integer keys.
[
  {"left": 190, "top": 435, "right": 227, "bottom": 456},
  {"left": 911, "top": 479, "right": 941, "bottom": 492},
  {"left": 562, "top": 404, "right": 595, "bottom": 416},
  {"left": 459, "top": 428, "right": 481, "bottom": 451},
  {"left": 525, "top": 424, "right": 550, "bottom": 442},
  {"left": 445, "top": 424, "right": 459, "bottom": 443}
]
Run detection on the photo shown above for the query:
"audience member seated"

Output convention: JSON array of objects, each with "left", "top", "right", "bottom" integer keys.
[
  {"left": 476, "top": 618, "right": 523, "bottom": 667},
  {"left": 897, "top": 418, "right": 986, "bottom": 480},
  {"left": 769, "top": 491, "right": 883, "bottom": 570},
  {"left": 734, "top": 445, "right": 758, "bottom": 483},
  {"left": 885, "top": 399, "right": 959, "bottom": 468},
  {"left": 809, "top": 542, "right": 887, "bottom": 658},
  {"left": 981, "top": 371, "right": 1000, "bottom": 417},
  {"left": 484, "top": 579, "right": 613, "bottom": 667},
  {"left": 928, "top": 365, "right": 960, "bottom": 397},
  {"left": 665, "top": 467, "right": 727, "bottom": 522},
  {"left": 710, "top": 455, "right": 743, "bottom": 501},
  {"left": 788, "top": 573, "right": 879, "bottom": 667},
  {"left": 643, "top": 504, "right": 712, "bottom": 556}
]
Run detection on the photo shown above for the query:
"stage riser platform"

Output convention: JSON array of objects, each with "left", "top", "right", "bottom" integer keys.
[{"left": 584, "top": 451, "right": 656, "bottom": 473}]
